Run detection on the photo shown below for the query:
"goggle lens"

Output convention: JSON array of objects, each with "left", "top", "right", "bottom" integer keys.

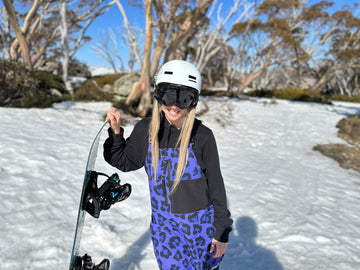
[{"left": 155, "top": 84, "right": 198, "bottom": 109}]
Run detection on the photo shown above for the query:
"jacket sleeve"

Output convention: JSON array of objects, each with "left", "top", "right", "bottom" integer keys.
[
  {"left": 103, "top": 118, "right": 149, "bottom": 172},
  {"left": 201, "top": 129, "right": 233, "bottom": 243}
]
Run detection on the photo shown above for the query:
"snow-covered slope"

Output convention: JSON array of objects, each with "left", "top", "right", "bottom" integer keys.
[{"left": 0, "top": 98, "right": 359, "bottom": 269}]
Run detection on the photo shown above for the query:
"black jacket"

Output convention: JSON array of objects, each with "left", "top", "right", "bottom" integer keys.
[{"left": 103, "top": 115, "right": 232, "bottom": 242}]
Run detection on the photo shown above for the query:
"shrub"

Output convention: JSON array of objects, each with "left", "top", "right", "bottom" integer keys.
[
  {"left": 247, "top": 88, "right": 331, "bottom": 104},
  {"left": 0, "top": 59, "right": 71, "bottom": 108},
  {"left": 20, "top": 93, "right": 70, "bottom": 108},
  {"left": 21, "top": 93, "right": 52, "bottom": 108},
  {"left": 73, "top": 74, "right": 125, "bottom": 102},
  {"left": 35, "top": 71, "right": 65, "bottom": 93},
  {"left": 328, "top": 94, "right": 360, "bottom": 103},
  {"left": 73, "top": 80, "right": 113, "bottom": 101},
  {"left": 58, "top": 58, "right": 92, "bottom": 78},
  {"left": 21, "top": 70, "right": 69, "bottom": 108},
  {"left": 200, "top": 88, "right": 234, "bottom": 97},
  {"left": 112, "top": 98, "right": 127, "bottom": 111},
  {"left": 0, "top": 59, "right": 39, "bottom": 107},
  {"left": 92, "top": 74, "right": 124, "bottom": 87}
]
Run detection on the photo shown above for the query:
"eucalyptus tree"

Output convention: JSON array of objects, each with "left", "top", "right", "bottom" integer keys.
[
  {"left": 115, "top": 0, "right": 214, "bottom": 117},
  {"left": 2, "top": 0, "right": 114, "bottom": 94},
  {"left": 312, "top": 5, "right": 360, "bottom": 96}
]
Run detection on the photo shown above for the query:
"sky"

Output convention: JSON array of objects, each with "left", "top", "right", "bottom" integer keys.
[
  {"left": 72, "top": 0, "right": 360, "bottom": 69},
  {"left": 1, "top": 96, "right": 360, "bottom": 269}
]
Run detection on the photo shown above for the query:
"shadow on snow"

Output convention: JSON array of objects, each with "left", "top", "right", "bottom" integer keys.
[
  {"left": 222, "top": 216, "right": 283, "bottom": 270},
  {"left": 110, "top": 229, "right": 152, "bottom": 270}
]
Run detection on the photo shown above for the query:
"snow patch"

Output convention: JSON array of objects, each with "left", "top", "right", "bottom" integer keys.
[{"left": 0, "top": 98, "right": 360, "bottom": 269}]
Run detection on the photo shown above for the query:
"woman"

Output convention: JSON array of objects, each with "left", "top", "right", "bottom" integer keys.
[{"left": 104, "top": 60, "right": 232, "bottom": 270}]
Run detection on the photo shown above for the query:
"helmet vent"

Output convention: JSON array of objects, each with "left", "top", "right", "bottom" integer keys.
[
  {"left": 188, "top": 75, "right": 197, "bottom": 83},
  {"left": 165, "top": 71, "right": 173, "bottom": 75}
]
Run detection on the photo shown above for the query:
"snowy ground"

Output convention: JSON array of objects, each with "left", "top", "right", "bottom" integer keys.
[{"left": 0, "top": 97, "right": 360, "bottom": 270}]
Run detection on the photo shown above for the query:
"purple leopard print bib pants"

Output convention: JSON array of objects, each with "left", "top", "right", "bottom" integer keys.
[{"left": 145, "top": 144, "right": 222, "bottom": 270}]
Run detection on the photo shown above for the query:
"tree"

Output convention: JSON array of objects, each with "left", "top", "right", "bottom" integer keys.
[
  {"left": 119, "top": 0, "right": 214, "bottom": 116},
  {"left": 125, "top": 0, "right": 152, "bottom": 117},
  {"left": 58, "top": 0, "right": 115, "bottom": 95},
  {"left": 0, "top": 6, "right": 12, "bottom": 60},
  {"left": 150, "top": 0, "right": 184, "bottom": 77},
  {"left": 194, "top": 0, "right": 253, "bottom": 75},
  {"left": 230, "top": 16, "right": 280, "bottom": 94},
  {"left": 60, "top": 0, "right": 72, "bottom": 94},
  {"left": 3, "top": 0, "right": 34, "bottom": 71},
  {"left": 114, "top": 0, "right": 143, "bottom": 71},
  {"left": 163, "top": 0, "right": 214, "bottom": 62},
  {"left": 229, "top": 0, "right": 337, "bottom": 94},
  {"left": 193, "top": 0, "right": 255, "bottom": 89},
  {"left": 312, "top": 5, "right": 360, "bottom": 96},
  {"left": 92, "top": 28, "right": 125, "bottom": 73},
  {"left": 2, "top": 0, "right": 114, "bottom": 94},
  {"left": 282, "top": 0, "right": 336, "bottom": 89}
]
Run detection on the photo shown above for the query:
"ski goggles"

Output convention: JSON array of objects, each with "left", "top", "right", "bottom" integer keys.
[{"left": 154, "top": 83, "right": 199, "bottom": 109}]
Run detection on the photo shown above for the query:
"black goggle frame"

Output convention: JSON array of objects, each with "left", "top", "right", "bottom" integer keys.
[{"left": 154, "top": 83, "right": 199, "bottom": 109}]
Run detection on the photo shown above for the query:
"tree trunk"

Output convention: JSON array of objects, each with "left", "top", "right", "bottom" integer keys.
[
  {"left": 3, "top": 0, "right": 33, "bottom": 71},
  {"left": 115, "top": 0, "right": 143, "bottom": 70},
  {"left": 150, "top": 0, "right": 184, "bottom": 77},
  {"left": 164, "top": 0, "right": 213, "bottom": 62},
  {"left": 9, "top": 0, "right": 43, "bottom": 61},
  {"left": 60, "top": 1, "right": 73, "bottom": 95},
  {"left": 150, "top": 30, "right": 166, "bottom": 77},
  {"left": 237, "top": 40, "right": 275, "bottom": 94},
  {"left": 126, "top": 0, "right": 152, "bottom": 117},
  {"left": 312, "top": 69, "right": 341, "bottom": 92},
  {"left": 0, "top": 7, "right": 12, "bottom": 59},
  {"left": 207, "top": 68, "right": 213, "bottom": 86}
]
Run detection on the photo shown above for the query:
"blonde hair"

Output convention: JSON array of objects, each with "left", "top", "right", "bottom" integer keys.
[{"left": 150, "top": 99, "right": 196, "bottom": 195}]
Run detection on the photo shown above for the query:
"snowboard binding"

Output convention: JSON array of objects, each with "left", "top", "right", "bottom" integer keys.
[
  {"left": 83, "top": 171, "right": 132, "bottom": 218},
  {"left": 73, "top": 254, "right": 110, "bottom": 270}
]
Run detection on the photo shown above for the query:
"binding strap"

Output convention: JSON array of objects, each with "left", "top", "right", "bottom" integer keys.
[{"left": 83, "top": 171, "right": 131, "bottom": 218}]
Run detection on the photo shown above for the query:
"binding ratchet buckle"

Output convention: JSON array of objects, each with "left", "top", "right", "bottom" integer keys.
[{"left": 83, "top": 171, "right": 131, "bottom": 218}]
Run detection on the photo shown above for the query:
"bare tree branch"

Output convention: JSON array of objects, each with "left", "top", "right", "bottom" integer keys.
[
  {"left": 114, "top": 0, "right": 143, "bottom": 69},
  {"left": 92, "top": 28, "right": 122, "bottom": 73}
]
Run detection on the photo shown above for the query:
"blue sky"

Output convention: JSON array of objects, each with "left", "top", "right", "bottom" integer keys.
[{"left": 74, "top": 2, "right": 146, "bottom": 69}]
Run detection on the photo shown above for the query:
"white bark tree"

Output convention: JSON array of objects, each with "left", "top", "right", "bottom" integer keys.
[
  {"left": 114, "top": 0, "right": 143, "bottom": 70},
  {"left": 60, "top": 0, "right": 73, "bottom": 94},
  {"left": 311, "top": 6, "right": 360, "bottom": 95},
  {"left": 194, "top": 0, "right": 253, "bottom": 74},
  {"left": 3, "top": 0, "right": 114, "bottom": 76},
  {"left": 57, "top": 0, "right": 115, "bottom": 94},
  {"left": 0, "top": 6, "right": 12, "bottom": 60},
  {"left": 92, "top": 28, "right": 125, "bottom": 73},
  {"left": 3, "top": 0, "right": 34, "bottom": 71}
]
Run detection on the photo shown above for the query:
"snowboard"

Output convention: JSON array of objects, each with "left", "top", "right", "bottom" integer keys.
[{"left": 69, "top": 120, "right": 131, "bottom": 270}]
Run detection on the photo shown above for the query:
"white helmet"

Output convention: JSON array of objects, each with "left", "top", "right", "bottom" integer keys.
[{"left": 155, "top": 60, "right": 201, "bottom": 93}]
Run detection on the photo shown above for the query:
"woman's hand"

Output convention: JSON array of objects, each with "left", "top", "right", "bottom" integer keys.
[
  {"left": 210, "top": 239, "right": 228, "bottom": 258},
  {"left": 106, "top": 107, "right": 121, "bottom": 134}
]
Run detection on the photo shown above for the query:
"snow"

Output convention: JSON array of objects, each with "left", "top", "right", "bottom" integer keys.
[
  {"left": 89, "top": 66, "right": 117, "bottom": 76},
  {"left": 1, "top": 97, "right": 360, "bottom": 270}
]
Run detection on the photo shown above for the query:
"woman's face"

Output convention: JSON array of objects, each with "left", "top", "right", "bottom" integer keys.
[{"left": 161, "top": 104, "right": 188, "bottom": 129}]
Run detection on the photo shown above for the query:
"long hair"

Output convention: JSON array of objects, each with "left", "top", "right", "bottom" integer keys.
[{"left": 149, "top": 99, "right": 196, "bottom": 195}]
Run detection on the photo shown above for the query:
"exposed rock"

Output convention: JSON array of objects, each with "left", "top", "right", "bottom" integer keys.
[
  {"left": 313, "top": 144, "right": 360, "bottom": 173},
  {"left": 112, "top": 72, "right": 141, "bottom": 97},
  {"left": 336, "top": 115, "right": 360, "bottom": 146},
  {"left": 50, "top": 88, "right": 62, "bottom": 96},
  {"left": 102, "top": 84, "right": 114, "bottom": 93},
  {"left": 314, "top": 114, "right": 360, "bottom": 173}
]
